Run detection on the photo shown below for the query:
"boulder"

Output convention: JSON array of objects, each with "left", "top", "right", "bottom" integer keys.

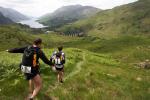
[{"left": 137, "top": 59, "right": 150, "bottom": 69}]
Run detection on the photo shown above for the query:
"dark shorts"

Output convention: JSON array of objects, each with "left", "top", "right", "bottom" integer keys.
[
  {"left": 24, "top": 69, "right": 40, "bottom": 80},
  {"left": 55, "top": 65, "right": 64, "bottom": 71},
  {"left": 56, "top": 67, "right": 64, "bottom": 71}
]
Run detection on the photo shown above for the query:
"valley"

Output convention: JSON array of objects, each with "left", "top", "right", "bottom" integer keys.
[{"left": 0, "top": 0, "right": 150, "bottom": 100}]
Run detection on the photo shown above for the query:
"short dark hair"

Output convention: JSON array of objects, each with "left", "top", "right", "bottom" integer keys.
[
  {"left": 33, "top": 38, "right": 42, "bottom": 45},
  {"left": 58, "top": 46, "right": 63, "bottom": 51}
]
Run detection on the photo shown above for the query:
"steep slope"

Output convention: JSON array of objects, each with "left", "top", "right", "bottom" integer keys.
[
  {"left": 39, "top": 5, "right": 100, "bottom": 29},
  {"left": 58, "top": 0, "right": 150, "bottom": 37},
  {"left": 0, "top": 12, "right": 14, "bottom": 24},
  {"left": 0, "top": 7, "right": 29, "bottom": 22}
]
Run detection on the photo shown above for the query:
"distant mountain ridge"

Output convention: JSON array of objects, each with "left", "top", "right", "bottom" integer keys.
[
  {"left": 39, "top": 5, "right": 100, "bottom": 29},
  {"left": 58, "top": 0, "right": 150, "bottom": 37},
  {"left": 0, "top": 7, "right": 29, "bottom": 22},
  {"left": 0, "top": 12, "right": 14, "bottom": 25}
]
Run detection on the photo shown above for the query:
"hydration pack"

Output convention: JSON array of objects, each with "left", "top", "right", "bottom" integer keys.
[
  {"left": 55, "top": 52, "right": 63, "bottom": 65},
  {"left": 51, "top": 51, "right": 65, "bottom": 65}
]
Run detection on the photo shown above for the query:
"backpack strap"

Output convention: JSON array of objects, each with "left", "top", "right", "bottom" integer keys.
[{"left": 32, "top": 47, "right": 40, "bottom": 67}]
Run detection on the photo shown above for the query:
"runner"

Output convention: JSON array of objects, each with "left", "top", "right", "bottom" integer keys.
[
  {"left": 7, "top": 38, "right": 52, "bottom": 100},
  {"left": 51, "top": 46, "right": 65, "bottom": 83}
]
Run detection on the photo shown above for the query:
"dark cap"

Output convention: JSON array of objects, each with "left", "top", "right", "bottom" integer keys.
[{"left": 33, "top": 38, "right": 42, "bottom": 45}]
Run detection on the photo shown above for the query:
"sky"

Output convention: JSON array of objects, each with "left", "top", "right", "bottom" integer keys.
[{"left": 0, "top": 0, "right": 138, "bottom": 17}]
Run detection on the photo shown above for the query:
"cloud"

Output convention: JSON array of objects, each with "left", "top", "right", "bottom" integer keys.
[
  {"left": 0, "top": 0, "right": 138, "bottom": 17},
  {"left": 0, "top": 0, "right": 64, "bottom": 17},
  {"left": 9, "top": 0, "right": 33, "bottom": 4}
]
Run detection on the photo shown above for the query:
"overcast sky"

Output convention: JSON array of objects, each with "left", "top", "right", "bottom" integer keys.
[{"left": 0, "top": 0, "right": 138, "bottom": 17}]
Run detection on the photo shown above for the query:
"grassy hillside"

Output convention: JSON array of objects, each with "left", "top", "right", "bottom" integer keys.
[
  {"left": 0, "top": 26, "right": 150, "bottom": 100},
  {"left": 1, "top": 23, "right": 149, "bottom": 63},
  {"left": 58, "top": 0, "right": 150, "bottom": 38},
  {"left": 0, "top": 24, "right": 82, "bottom": 51},
  {"left": 0, "top": 25, "right": 80, "bottom": 50},
  {"left": 0, "top": 24, "right": 34, "bottom": 50},
  {"left": 34, "top": 33, "right": 81, "bottom": 48},
  {"left": 0, "top": 48, "right": 149, "bottom": 100}
]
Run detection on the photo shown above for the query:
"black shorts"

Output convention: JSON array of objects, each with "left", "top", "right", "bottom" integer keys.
[
  {"left": 24, "top": 69, "right": 40, "bottom": 80},
  {"left": 55, "top": 65, "right": 64, "bottom": 71},
  {"left": 56, "top": 67, "right": 64, "bottom": 71}
]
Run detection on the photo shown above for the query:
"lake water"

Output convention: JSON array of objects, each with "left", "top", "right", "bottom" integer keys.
[{"left": 18, "top": 19, "right": 47, "bottom": 28}]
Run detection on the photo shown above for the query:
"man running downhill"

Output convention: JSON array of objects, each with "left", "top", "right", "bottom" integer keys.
[{"left": 7, "top": 38, "right": 52, "bottom": 100}]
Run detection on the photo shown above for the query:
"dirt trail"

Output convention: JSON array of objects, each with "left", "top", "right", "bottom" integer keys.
[{"left": 64, "top": 52, "right": 85, "bottom": 81}]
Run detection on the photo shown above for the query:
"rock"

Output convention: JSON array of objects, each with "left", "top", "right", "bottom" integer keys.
[
  {"left": 106, "top": 73, "right": 116, "bottom": 77},
  {"left": 145, "top": 59, "right": 150, "bottom": 69},
  {"left": 137, "top": 59, "right": 150, "bottom": 69}
]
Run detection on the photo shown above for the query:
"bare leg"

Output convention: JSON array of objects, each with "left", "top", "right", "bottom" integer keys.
[
  {"left": 59, "top": 71, "right": 62, "bottom": 82},
  {"left": 30, "top": 74, "right": 42, "bottom": 99},
  {"left": 58, "top": 71, "right": 64, "bottom": 83},
  {"left": 57, "top": 71, "right": 63, "bottom": 82},
  {"left": 60, "top": 71, "right": 64, "bottom": 82},
  {"left": 29, "top": 80, "right": 33, "bottom": 94},
  {"left": 57, "top": 71, "right": 60, "bottom": 82},
  {"left": 28, "top": 79, "right": 33, "bottom": 99}
]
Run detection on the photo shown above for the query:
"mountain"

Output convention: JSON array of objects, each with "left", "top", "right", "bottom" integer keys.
[
  {"left": 58, "top": 0, "right": 150, "bottom": 37},
  {"left": 0, "top": 12, "right": 14, "bottom": 24},
  {"left": 0, "top": 7, "right": 29, "bottom": 22},
  {"left": 39, "top": 5, "right": 100, "bottom": 29}
]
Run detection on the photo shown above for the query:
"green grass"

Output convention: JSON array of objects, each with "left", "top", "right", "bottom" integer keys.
[
  {"left": 0, "top": 48, "right": 149, "bottom": 100},
  {"left": 1, "top": 32, "right": 150, "bottom": 99}
]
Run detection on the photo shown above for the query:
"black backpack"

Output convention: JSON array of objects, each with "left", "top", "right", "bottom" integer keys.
[
  {"left": 24, "top": 46, "right": 35, "bottom": 58},
  {"left": 20, "top": 46, "right": 39, "bottom": 73}
]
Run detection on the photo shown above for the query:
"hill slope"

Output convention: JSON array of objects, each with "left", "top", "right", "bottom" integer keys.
[
  {"left": 0, "top": 48, "right": 149, "bottom": 99},
  {"left": 58, "top": 0, "right": 150, "bottom": 37},
  {"left": 39, "top": 5, "right": 100, "bottom": 29},
  {"left": 0, "top": 24, "right": 81, "bottom": 51},
  {"left": 0, "top": 7, "right": 29, "bottom": 22},
  {"left": 0, "top": 25, "right": 34, "bottom": 50},
  {"left": 0, "top": 12, "right": 14, "bottom": 24}
]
